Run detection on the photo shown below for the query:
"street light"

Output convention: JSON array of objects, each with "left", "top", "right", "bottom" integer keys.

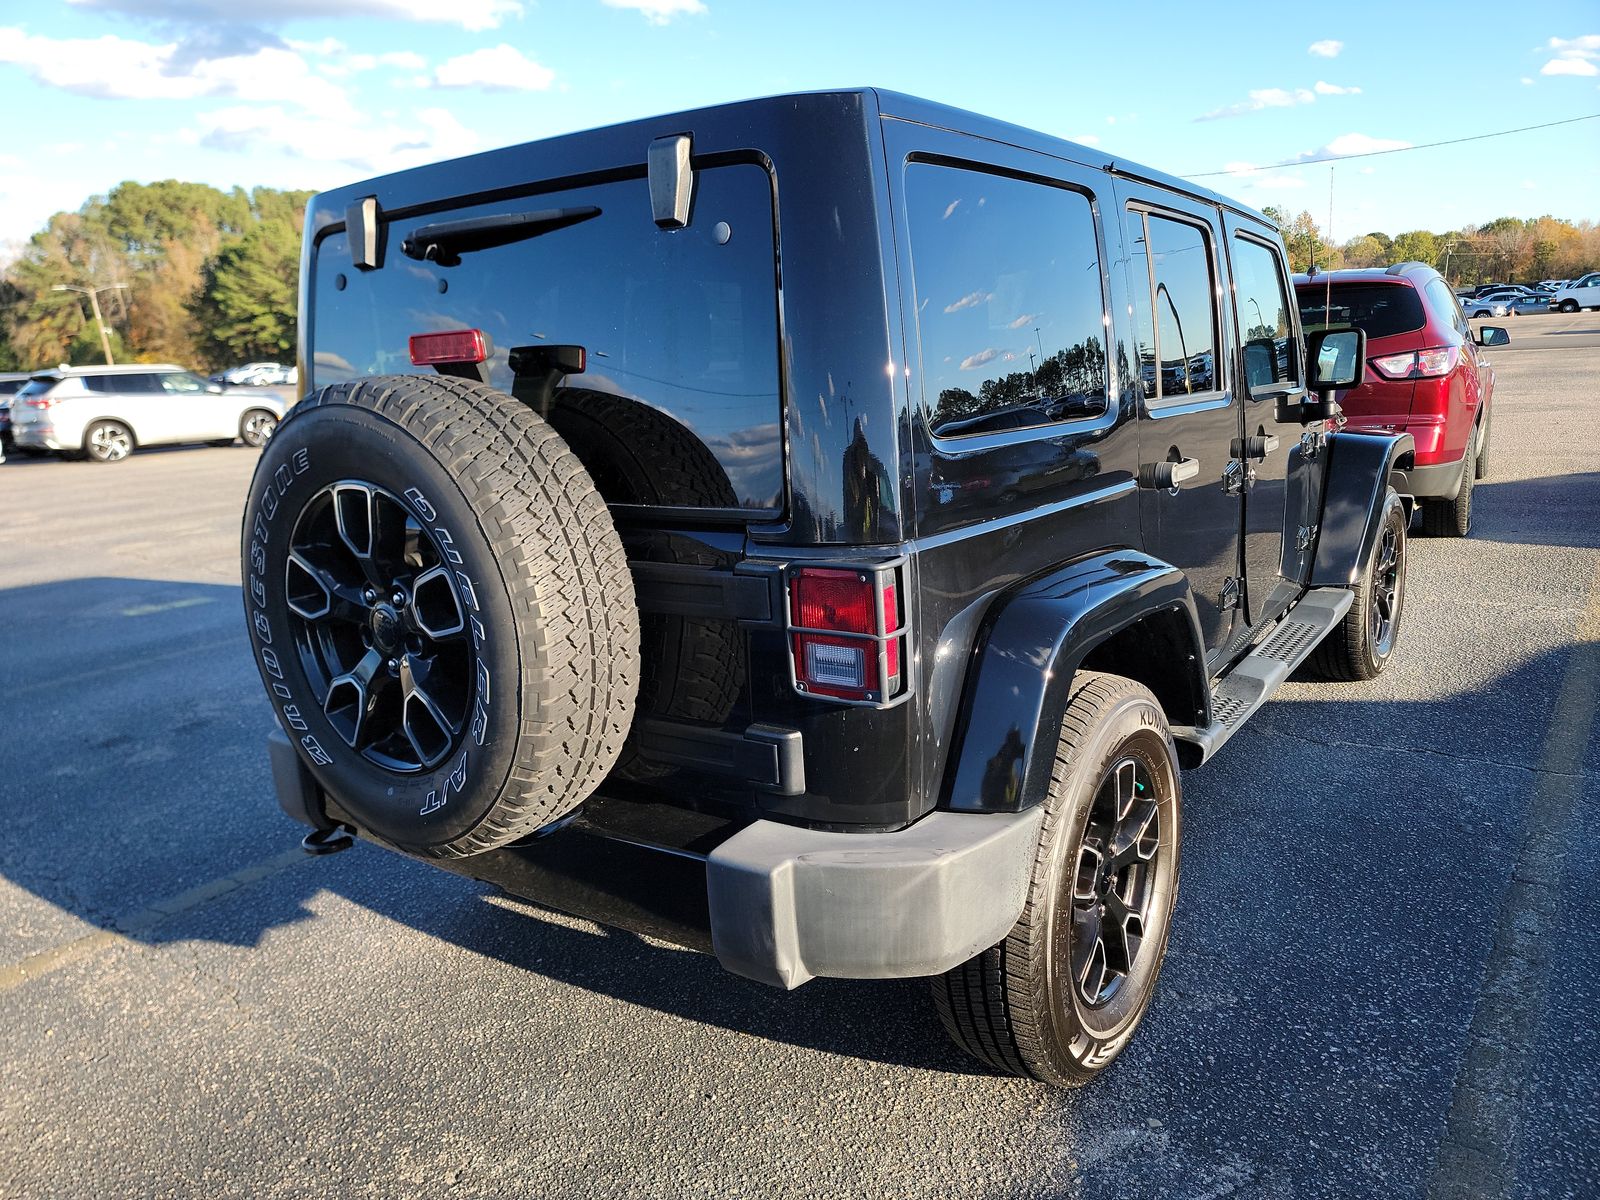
[{"left": 51, "top": 283, "right": 128, "bottom": 365}]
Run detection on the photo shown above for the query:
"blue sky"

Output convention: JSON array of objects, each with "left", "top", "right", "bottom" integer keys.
[{"left": 0, "top": 0, "right": 1596, "bottom": 254}]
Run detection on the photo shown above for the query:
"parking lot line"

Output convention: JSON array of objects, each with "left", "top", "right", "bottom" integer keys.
[
  {"left": 1426, "top": 560, "right": 1600, "bottom": 1200},
  {"left": 0, "top": 847, "right": 315, "bottom": 994}
]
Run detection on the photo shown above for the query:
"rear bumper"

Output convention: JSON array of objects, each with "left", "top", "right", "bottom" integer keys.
[
  {"left": 267, "top": 726, "right": 1041, "bottom": 988},
  {"left": 12, "top": 425, "right": 65, "bottom": 452},
  {"left": 1398, "top": 454, "right": 1467, "bottom": 500}
]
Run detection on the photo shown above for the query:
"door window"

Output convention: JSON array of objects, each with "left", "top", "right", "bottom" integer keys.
[
  {"left": 1128, "top": 211, "right": 1222, "bottom": 400},
  {"left": 1231, "top": 236, "right": 1301, "bottom": 393},
  {"left": 905, "top": 162, "right": 1110, "bottom": 439}
]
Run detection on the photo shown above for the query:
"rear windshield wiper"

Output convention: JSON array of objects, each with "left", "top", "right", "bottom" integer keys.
[{"left": 400, "top": 206, "right": 601, "bottom": 266}]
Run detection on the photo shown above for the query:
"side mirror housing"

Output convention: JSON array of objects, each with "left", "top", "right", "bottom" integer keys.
[
  {"left": 1476, "top": 326, "right": 1509, "bottom": 347},
  {"left": 1306, "top": 327, "right": 1367, "bottom": 392}
]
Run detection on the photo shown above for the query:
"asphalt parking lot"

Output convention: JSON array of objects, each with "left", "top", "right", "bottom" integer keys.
[{"left": 1, "top": 312, "right": 1596, "bottom": 1199}]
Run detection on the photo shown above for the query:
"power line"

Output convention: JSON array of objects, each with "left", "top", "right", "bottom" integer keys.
[{"left": 1184, "top": 112, "right": 1600, "bottom": 178}]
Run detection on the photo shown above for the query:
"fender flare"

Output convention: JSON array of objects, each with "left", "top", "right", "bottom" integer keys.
[
  {"left": 941, "top": 550, "right": 1207, "bottom": 814},
  {"left": 1310, "top": 430, "right": 1414, "bottom": 587}
]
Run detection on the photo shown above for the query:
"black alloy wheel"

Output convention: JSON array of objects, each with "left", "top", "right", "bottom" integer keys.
[
  {"left": 1069, "top": 757, "right": 1163, "bottom": 1008},
  {"left": 1367, "top": 518, "right": 1402, "bottom": 661},
  {"left": 285, "top": 480, "right": 473, "bottom": 773}
]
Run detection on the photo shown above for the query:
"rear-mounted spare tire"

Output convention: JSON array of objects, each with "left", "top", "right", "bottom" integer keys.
[{"left": 241, "top": 374, "right": 639, "bottom": 858}]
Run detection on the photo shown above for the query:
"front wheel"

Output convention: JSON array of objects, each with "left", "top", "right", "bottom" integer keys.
[
  {"left": 1307, "top": 488, "right": 1407, "bottom": 681},
  {"left": 84, "top": 420, "right": 134, "bottom": 462},
  {"left": 240, "top": 409, "right": 278, "bottom": 447},
  {"left": 1559, "top": 300, "right": 1579, "bottom": 313},
  {"left": 933, "top": 673, "right": 1181, "bottom": 1087}
]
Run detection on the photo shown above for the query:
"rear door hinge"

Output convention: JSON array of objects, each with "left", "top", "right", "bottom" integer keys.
[{"left": 1221, "top": 576, "right": 1242, "bottom": 610}]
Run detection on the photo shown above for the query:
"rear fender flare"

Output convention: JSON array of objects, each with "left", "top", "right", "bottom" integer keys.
[
  {"left": 941, "top": 550, "right": 1207, "bottom": 814},
  {"left": 1310, "top": 430, "right": 1414, "bottom": 587}
]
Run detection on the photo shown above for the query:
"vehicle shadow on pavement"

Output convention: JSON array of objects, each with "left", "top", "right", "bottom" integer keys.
[{"left": 1463, "top": 472, "right": 1600, "bottom": 549}]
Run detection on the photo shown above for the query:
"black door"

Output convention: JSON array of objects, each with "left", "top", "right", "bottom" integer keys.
[{"left": 1118, "top": 187, "right": 1243, "bottom": 660}]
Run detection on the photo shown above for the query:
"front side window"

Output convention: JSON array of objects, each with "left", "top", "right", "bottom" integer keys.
[
  {"left": 160, "top": 372, "right": 207, "bottom": 394},
  {"left": 1231, "top": 235, "right": 1300, "bottom": 393},
  {"left": 906, "top": 162, "right": 1109, "bottom": 439},
  {"left": 1128, "top": 211, "right": 1222, "bottom": 400}
]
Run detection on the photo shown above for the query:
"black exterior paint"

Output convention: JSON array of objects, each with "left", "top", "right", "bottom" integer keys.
[{"left": 296, "top": 88, "right": 1399, "bottom": 838}]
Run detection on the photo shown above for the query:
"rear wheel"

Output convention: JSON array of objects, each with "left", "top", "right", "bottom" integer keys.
[
  {"left": 240, "top": 408, "right": 278, "bottom": 447},
  {"left": 1307, "top": 488, "right": 1407, "bottom": 681},
  {"left": 1473, "top": 415, "right": 1491, "bottom": 480},
  {"left": 932, "top": 673, "right": 1181, "bottom": 1087},
  {"left": 84, "top": 420, "right": 133, "bottom": 462},
  {"left": 1420, "top": 457, "right": 1473, "bottom": 537}
]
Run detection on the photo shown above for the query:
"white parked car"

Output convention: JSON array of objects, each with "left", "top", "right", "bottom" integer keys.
[
  {"left": 8, "top": 364, "right": 287, "bottom": 462},
  {"left": 1548, "top": 271, "right": 1600, "bottom": 312},
  {"left": 222, "top": 361, "right": 297, "bottom": 386}
]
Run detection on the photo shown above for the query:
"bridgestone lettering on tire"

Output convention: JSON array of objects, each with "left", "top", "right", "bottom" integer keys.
[
  {"left": 241, "top": 374, "right": 639, "bottom": 858},
  {"left": 932, "top": 672, "right": 1182, "bottom": 1087}
]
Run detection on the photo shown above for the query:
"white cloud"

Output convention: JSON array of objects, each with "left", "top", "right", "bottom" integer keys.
[
  {"left": 425, "top": 44, "right": 554, "bottom": 90},
  {"left": 601, "top": 0, "right": 707, "bottom": 24},
  {"left": 319, "top": 50, "right": 428, "bottom": 77},
  {"left": 941, "top": 199, "right": 960, "bottom": 219},
  {"left": 1283, "top": 133, "right": 1412, "bottom": 163},
  {"left": 1521, "top": 75, "right": 1535, "bottom": 85},
  {"left": 0, "top": 27, "right": 357, "bottom": 116},
  {"left": 1540, "top": 33, "right": 1600, "bottom": 76},
  {"left": 1308, "top": 39, "right": 1343, "bottom": 58},
  {"left": 1219, "top": 163, "right": 1308, "bottom": 190},
  {"left": 1313, "top": 80, "right": 1361, "bottom": 95},
  {"left": 959, "top": 348, "right": 999, "bottom": 370},
  {"left": 65, "top": 0, "right": 524, "bottom": 33},
  {"left": 1199, "top": 87, "right": 1315, "bottom": 121},
  {"left": 189, "top": 103, "right": 481, "bottom": 175},
  {"left": 944, "top": 290, "right": 990, "bottom": 314}
]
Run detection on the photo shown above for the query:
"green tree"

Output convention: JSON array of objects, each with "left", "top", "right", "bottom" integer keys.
[
  {"left": 1342, "top": 234, "right": 1390, "bottom": 268},
  {"left": 192, "top": 218, "right": 300, "bottom": 364},
  {"left": 1390, "top": 230, "right": 1439, "bottom": 267}
]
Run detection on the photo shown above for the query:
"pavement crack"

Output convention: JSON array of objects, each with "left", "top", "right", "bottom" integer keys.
[{"left": 1257, "top": 723, "right": 1592, "bottom": 781}]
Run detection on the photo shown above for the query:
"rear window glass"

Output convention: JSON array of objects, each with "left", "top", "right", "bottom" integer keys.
[
  {"left": 16, "top": 380, "right": 52, "bottom": 398},
  {"left": 312, "top": 164, "right": 783, "bottom": 514},
  {"left": 1297, "top": 282, "right": 1425, "bottom": 340}
]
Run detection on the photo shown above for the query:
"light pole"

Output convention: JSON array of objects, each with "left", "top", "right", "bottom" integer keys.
[{"left": 52, "top": 283, "right": 127, "bottom": 365}]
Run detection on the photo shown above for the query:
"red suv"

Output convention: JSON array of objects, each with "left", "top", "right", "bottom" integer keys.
[{"left": 1295, "top": 263, "right": 1506, "bottom": 536}]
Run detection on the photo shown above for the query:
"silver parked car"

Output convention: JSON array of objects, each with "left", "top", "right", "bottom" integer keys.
[{"left": 8, "top": 364, "right": 287, "bottom": 462}]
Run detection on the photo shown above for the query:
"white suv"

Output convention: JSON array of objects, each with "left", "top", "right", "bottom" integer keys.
[{"left": 9, "top": 365, "right": 288, "bottom": 462}]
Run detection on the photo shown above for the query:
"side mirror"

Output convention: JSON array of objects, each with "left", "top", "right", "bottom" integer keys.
[
  {"left": 1476, "top": 326, "right": 1509, "bottom": 347},
  {"left": 1306, "top": 327, "right": 1367, "bottom": 392}
]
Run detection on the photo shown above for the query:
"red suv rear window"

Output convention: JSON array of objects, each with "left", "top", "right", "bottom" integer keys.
[{"left": 1297, "top": 283, "right": 1425, "bottom": 340}]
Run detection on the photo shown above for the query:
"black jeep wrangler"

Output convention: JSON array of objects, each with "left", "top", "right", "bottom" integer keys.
[{"left": 246, "top": 89, "right": 1411, "bottom": 1087}]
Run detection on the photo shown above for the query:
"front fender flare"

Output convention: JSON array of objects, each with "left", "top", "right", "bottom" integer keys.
[
  {"left": 941, "top": 550, "right": 1206, "bottom": 814},
  {"left": 1310, "top": 430, "right": 1414, "bottom": 587}
]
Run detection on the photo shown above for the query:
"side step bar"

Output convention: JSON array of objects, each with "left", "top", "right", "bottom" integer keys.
[{"left": 1170, "top": 587, "right": 1354, "bottom": 767}]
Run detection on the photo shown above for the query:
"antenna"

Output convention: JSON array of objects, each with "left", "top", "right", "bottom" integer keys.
[{"left": 1324, "top": 166, "right": 1335, "bottom": 328}]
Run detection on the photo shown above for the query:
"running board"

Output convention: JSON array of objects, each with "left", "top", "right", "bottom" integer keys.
[{"left": 1170, "top": 587, "right": 1354, "bottom": 767}]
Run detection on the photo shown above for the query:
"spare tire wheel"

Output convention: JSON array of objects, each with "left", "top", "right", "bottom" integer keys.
[{"left": 241, "top": 374, "right": 639, "bottom": 858}]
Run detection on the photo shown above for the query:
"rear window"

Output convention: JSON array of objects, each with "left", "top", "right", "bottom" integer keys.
[
  {"left": 1296, "top": 282, "right": 1425, "bottom": 340},
  {"left": 311, "top": 163, "right": 783, "bottom": 514},
  {"left": 16, "top": 380, "right": 54, "bottom": 398}
]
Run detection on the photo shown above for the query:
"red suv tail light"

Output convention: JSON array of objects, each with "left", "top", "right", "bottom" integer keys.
[
  {"left": 21, "top": 393, "right": 58, "bottom": 409},
  {"left": 787, "top": 564, "right": 908, "bottom": 705},
  {"left": 409, "top": 328, "right": 489, "bottom": 366},
  {"left": 1370, "top": 345, "right": 1459, "bottom": 380}
]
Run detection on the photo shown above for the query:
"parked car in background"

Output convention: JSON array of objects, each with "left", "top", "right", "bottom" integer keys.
[
  {"left": 8, "top": 365, "right": 286, "bottom": 462},
  {"left": 1461, "top": 296, "right": 1509, "bottom": 318},
  {"left": 0, "top": 370, "right": 30, "bottom": 452},
  {"left": 1297, "top": 262, "right": 1506, "bottom": 537},
  {"left": 218, "top": 361, "right": 297, "bottom": 387},
  {"left": 1548, "top": 272, "right": 1600, "bottom": 312}
]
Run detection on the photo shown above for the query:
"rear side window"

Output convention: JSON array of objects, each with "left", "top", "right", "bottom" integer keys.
[
  {"left": 0, "top": 379, "right": 23, "bottom": 396},
  {"left": 1231, "top": 235, "right": 1300, "bottom": 392},
  {"left": 1297, "top": 282, "right": 1425, "bottom": 339},
  {"left": 83, "top": 373, "right": 161, "bottom": 394},
  {"left": 1424, "top": 279, "right": 1469, "bottom": 338},
  {"left": 1128, "top": 211, "right": 1222, "bottom": 400},
  {"left": 904, "top": 163, "right": 1109, "bottom": 439}
]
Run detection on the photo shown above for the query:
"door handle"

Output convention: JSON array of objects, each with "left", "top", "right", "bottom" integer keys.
[{"left": 1138, "top": 457, "right": 1200, "bottom": 490}]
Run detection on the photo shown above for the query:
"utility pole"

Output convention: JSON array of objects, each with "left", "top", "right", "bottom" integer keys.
[{"left": 52, "top": 283, "right": 127, "bottom": 365}]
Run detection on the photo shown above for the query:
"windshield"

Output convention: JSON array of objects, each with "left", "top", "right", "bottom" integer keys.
[
  {"left": 311, "top": 163, "right": 784, "bottom": 513},
  {"left": 1296, "top": 282, "right": 1426, "bottom": 340}
]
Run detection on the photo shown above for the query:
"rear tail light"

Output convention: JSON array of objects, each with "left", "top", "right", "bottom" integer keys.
[
  {"left": 788, "top": 564, "right": 908, "bottom": 705},
  {"left": 22, "top": 393, "right": 58, "bottom": 409},
  {"left": 409, "top": 328, "right": 489, "bottom": 366},
  {"left": 1370, "top": 346, "right": 1459, "bottom": 380}
]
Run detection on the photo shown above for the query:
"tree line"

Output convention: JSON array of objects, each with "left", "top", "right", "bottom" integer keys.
[
  {"left": 1262, "top": 208, "right": 1599, "bottom": 285},
  {"left": 3, "top": 181, "right": 1594, "bottom": 375},
  {"left": 0, "top": 180, "right": 310, "bottom": 373}
]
